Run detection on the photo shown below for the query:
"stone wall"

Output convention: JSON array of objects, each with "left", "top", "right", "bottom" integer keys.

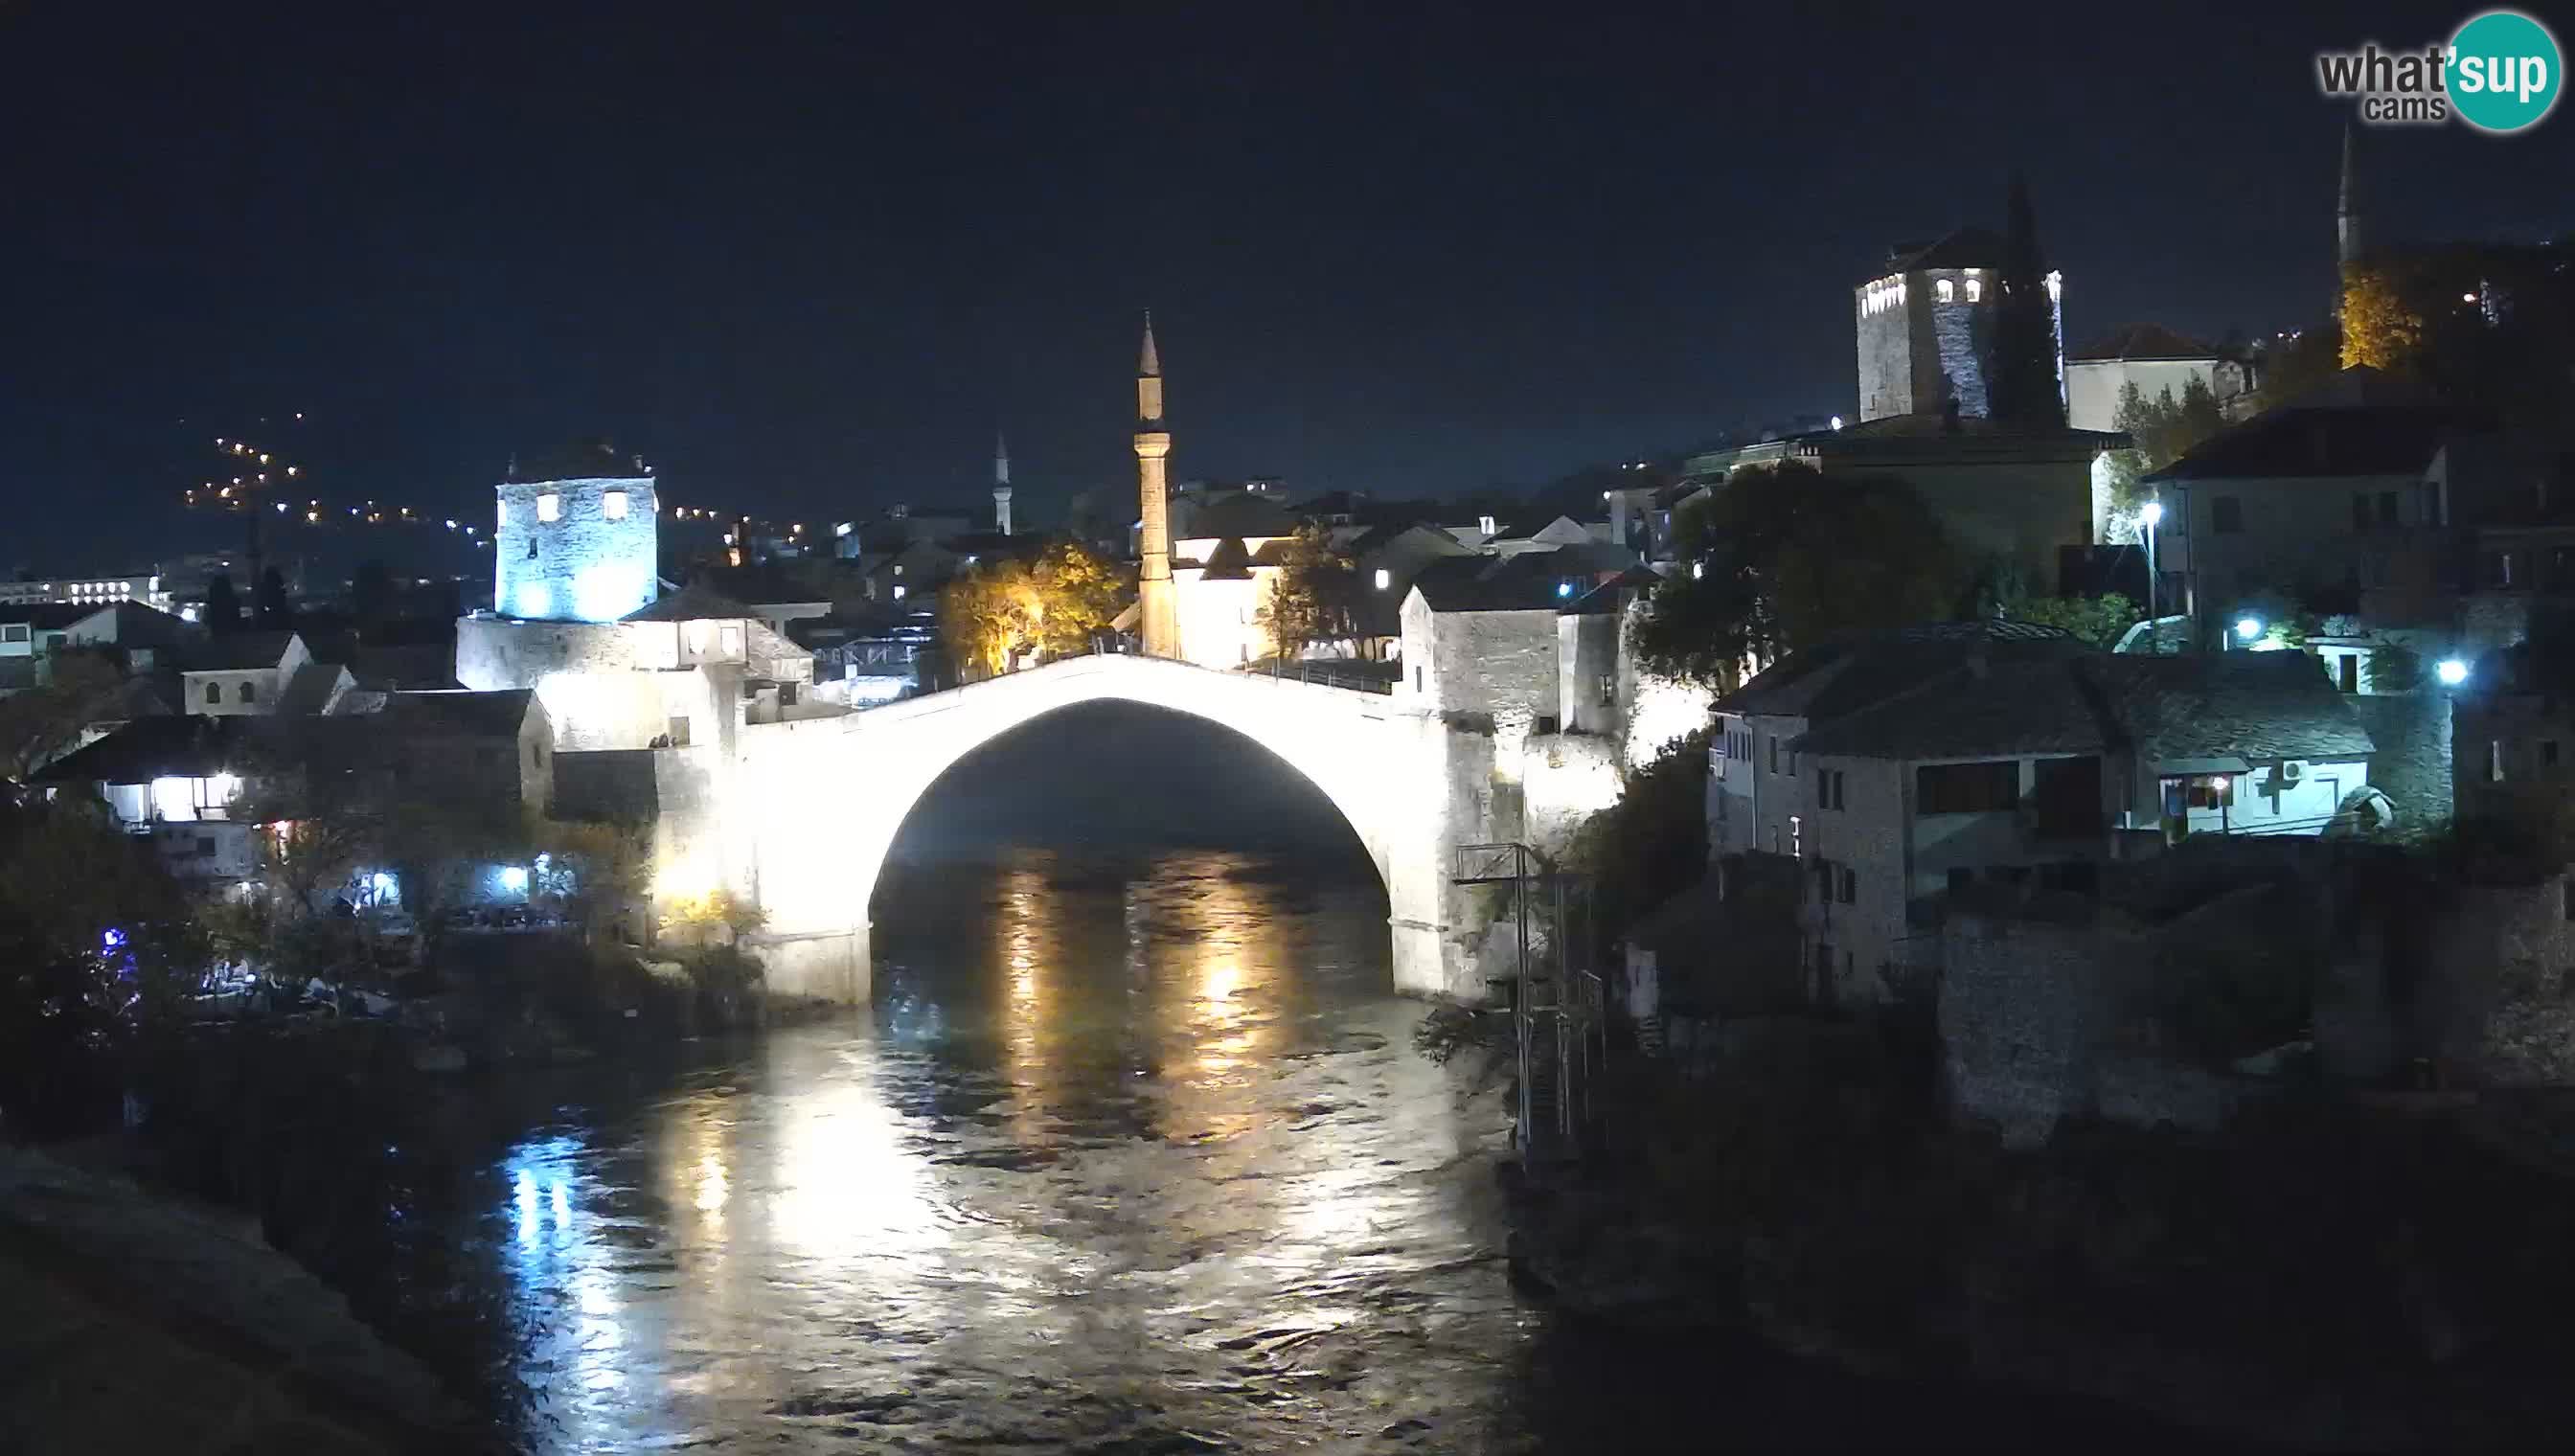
[
  {"left": 2426, "top": 878, "right": 2575, "bottom": 1086},
  {"left": 493, "top": 475, "right": 658, "bottom": 623},
  {"left": 2349, "top": 689, "right": 2452, "bottom": 830},
  {"left": 1939, "top": 908, "right": 2131, "bottom": 1147}
]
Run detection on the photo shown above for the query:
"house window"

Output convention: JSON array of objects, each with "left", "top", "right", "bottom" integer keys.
[
  {"left": 603, "top": 489, "right": 629, "bottom": 520},
  {"left": 1816, "top": 768, "right": 1846, "bottom": 809},
  {"left": 1965, "top": 278, "right": 1982, "bottom": 303},
  {"left": 1936, "top": 278, "right": 1955, "bottom": 303},
  {"left": 1597, "top": 673, "right": 1615, "bottom": 706},
  {"left": 1768, "top": 738, "right": 1778, "bottom": 774},
  {"left": 2490, "top": 739, "right": 2505, "bottom": 783},
  {"left": 536, "top": 492, "right": 561, "bottom": 522},
  {"left": 1414, "top": 667, "right": 1424, "bottom": 693},
  {"left": 1837, "top": 865, "right": 1856, "bottom": 904},
  {"left": 2378, "top": 490, "right": 2400, "bottom": 527},
  {"left": 2338, "top": 654, "right": 2359, "bottom": 694},
  {"left": 1375, "top": 568, "right": 1391, "bottom": 590},
  {"left": 498, "top": 500, "right": 509, "bottom": 529},
  {"left": 239, "top": 680, "right": 256, "bottom": 705},
  {"left": 2211, "top": 496, "right": 2243, "bottom": 534},
  {"left": 1, "top": 624, "right": 26, "bottom": 644},
  {"left": 1917, "top": 761, "right": 2020, "bottom": 815}
]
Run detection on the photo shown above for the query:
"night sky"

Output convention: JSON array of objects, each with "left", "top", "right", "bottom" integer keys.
[{"left": 6, "top": 1, "right": 2571, "bottom": 566}]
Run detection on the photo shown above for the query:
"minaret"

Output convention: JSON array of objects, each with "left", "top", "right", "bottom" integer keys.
[
  {"left": 992, "top": 430, "right": 1014, "bottom": 536},
  {"left": 2336, "top": 123, "right": 2362, "bottom": 273},
  {"left": 1133, "top": 311, "right": 1180, "bottom": 659}
]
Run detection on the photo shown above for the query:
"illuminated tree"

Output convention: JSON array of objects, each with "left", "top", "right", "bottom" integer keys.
[
  {"left": 939, "top": 540, "right": 1128, "bottom": 676},
  {"left": 2115, "top": 376, "right": 2224, "bottom": 472},
  {"left": 2339, "top": 264, "right": 2425, "bottom": 371}
]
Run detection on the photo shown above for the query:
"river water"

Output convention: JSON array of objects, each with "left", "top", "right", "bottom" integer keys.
[{"left": 403, "top": 846, "right": 2187, "bottom": 1453}]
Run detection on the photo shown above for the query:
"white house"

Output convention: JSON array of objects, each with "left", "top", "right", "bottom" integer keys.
[
  {"left": 2064, "top": 324, "right": 2254, "bottom": 434},
  {"left": 181, "top": 631, "right": 321, "bottom": 717},
  {"left": 1732, "top": 641, "right": 2376, "bottom": 1007}
]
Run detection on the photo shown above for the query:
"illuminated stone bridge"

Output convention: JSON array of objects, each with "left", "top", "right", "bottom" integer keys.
[{"left": 721, "top": 654, "right": 1527, "bottom": 1005}]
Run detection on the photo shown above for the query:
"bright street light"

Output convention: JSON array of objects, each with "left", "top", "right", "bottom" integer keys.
[
  {"left": 2140, "top": 500, "right": 2164, "bottom": 528},
  {"left": 2436, "top": 658, "right": 2470, "bottom": 686},
  {"left": 2235, "top": 616, "right": 2264, "bottom": 642}
]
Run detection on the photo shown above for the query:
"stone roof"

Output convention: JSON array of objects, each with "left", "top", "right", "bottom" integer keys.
[
  {"left": 1408, "top": 553, "right": 1589, "bottom": 613},
  {"left": 376, "top": 689, "right": 538, "bottom": 740},
  {"left": 0, "top": 603, "right": 92, "bottom": 631},
  {"left": 622, "top": 582, "right": 752, "bottom": 623},
  {"left": 2144, "top": 403, "right": 2480, "bottom": 483},
  {"left": 1877, "top": 226, "right": 2007, "bottom": 277},
  {"left": 2078, "top": 652, "right": 2373, "bottom": 762},
  {"left": 694, "top": 564, "right": 827, "bottom": 606},
  {"left": 272, "top": 660, "right": 349, "bottom": 717},
  {"left": 2070, "top": 324, "right": 2221, "bottom": 363},
  {"left": 1178, "top": 491, "right": 1298, "bottom": 540},
  {"left": 1197, "top": 537, "right": 1257, "bottom": 581},
  {"left": 1788, "top": 649, "right": 2375, "bottom": 765},
  {"left": 180, "top": 630, "right": 297, "bottom": 672},
  {"left": 1718, "top": 621, "right": 2083, "bottom": 720},
  {"left": 1791, "top": 659, "right": 2111, "bottom": 760}
]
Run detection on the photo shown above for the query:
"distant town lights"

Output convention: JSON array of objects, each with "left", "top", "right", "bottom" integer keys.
[{"left": 2437, "top": 658, "right": 2471, "bottom": 687}]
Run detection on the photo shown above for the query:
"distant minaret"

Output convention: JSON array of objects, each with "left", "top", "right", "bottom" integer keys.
[
  {"left": 1133, "top": 311, "right": 1180, "bottom": 658},
  {"left": 992, "top": 430, "right": 1014, "bottom": 536},
  {"left": 2336, "top": 123, "right": 2363, "bottom": 273}
]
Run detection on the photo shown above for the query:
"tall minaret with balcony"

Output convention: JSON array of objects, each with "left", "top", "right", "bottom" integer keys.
[
  {"left": 992, "top": 430, "right": 1014, "bottom": 536},
  {"left": 1133, "top": 312, "right": 1180, "bottom": 658}
]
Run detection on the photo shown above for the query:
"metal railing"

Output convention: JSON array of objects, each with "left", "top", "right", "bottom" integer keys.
[{"left": 1242, "top": 658, "right": 1397, "bottom": 694}]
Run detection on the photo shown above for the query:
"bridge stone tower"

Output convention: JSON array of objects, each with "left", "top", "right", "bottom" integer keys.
[
  {"left": 1134, "top": 313, "right": 1181, "bottom": 659},
  {"left": 992, "top": 430, "right": 1014, "bottom": 536}
]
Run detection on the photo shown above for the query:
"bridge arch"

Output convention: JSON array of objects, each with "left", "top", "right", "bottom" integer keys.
[{"left": 730, "top": 656, "right": 1470, "bottom": 1005}]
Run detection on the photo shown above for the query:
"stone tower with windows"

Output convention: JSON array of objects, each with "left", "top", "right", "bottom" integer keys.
[
  {"left": 492, "top": 442, "right": 659, "bottom": 623},
  {"left": 1854, "top": 228, "right": 2063, "bottom": 423}
]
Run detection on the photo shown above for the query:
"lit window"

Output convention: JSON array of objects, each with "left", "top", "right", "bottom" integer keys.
[
  {"left": 892, "top": 584, "right": 906, "bottom": 601},
  {"left": 498, "top": 500, "right": 509, "bottom": 529},
  {"left": 1375, "top": 568, "right": 1391, "bottom": 590},
  {"left": 536, "top": 492, "right": 560, "bottom": 522},
  {"left": 1966, "top": 278, "right": 1983, "bottom": 303},
  {"left": 1936, "top": 279, "right": 1955, "bottom": 303},
  {"left": 603, "top": 489, "right": 628, "bottom": 520}
]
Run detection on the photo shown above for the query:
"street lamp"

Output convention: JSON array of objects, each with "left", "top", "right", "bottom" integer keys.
[
  {"left": 2235, "top": 615, "right": 2264, "bottom": 644},
  {"left": 2436, "top": 657, "right": 2470, "bottom": 687},
  {"left": 2139, "top": 500, "right": 2164, "bottom": 648}
]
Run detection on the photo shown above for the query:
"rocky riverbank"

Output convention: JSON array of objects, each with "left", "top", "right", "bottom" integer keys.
[
  {"left": 0, "top": 1144, "right": 481, "bottom": 1454},
  {"left": 1498, "top": 1039, "right": 2575, "bottom": 1451}
]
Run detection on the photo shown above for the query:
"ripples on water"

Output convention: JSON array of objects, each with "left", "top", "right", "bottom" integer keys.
[{"left": 456, "top": 850, "right": 2181, "bottom": 1452}]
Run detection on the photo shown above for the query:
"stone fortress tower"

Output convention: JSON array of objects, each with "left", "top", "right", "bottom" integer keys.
[
  {"left": 992, "top": 430, "right": 1014, "bottom": 536},
  {"left": 1133, "top": 312, "right": 1181, "bottom": 659},
  {"left": 1854, "top": 229, "right": 2063, "bottom": 422},
  {"left": 492, "top": 441, "right": 659, "bottom": 623}
]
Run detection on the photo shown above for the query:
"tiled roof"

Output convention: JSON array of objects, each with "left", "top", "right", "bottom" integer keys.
[
  {"left": 2144, "top": 404, "right": 2480, "bottom": 483},
  {"left": 1408, "top": 552, "right": 1588, "bottom": 613},
  {"left": 2070, "top": 324, "right": 2220, "bottom": 363},
  {"left": 1197, "top": 537, "right": 1257, "bottom": 581},
  {"left": 376, "top": 689, "right": 537, "bottom": 739}
]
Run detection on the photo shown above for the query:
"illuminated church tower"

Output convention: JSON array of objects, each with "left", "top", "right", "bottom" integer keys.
[{"left": 1133, "top": 313, "right": 1180, "bottom": 658}]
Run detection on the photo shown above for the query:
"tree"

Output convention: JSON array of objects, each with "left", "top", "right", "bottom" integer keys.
[
  {"left": 1633, "top": 463, "right": 1966, "bottom": 687},
  {"left": 255, "top": 566, "right": 290, "bottom": 627},
  {"left": 659, "top": 887, "right": 768, "bottom": 945},
  {"left": 2340, "top": 263, "right": 2426, "bottom": 372},
  {"left": 0, "top": 648, "right": 127, "bottom": 783},
  {"left": 1260, "top": 522, "right": 1360, "bottom": 661},
  {"left": 2255, "top": 321, "right": 2343, "bottom": 408},
  {"left": 202, "top": 574, "right": 242, "bottom": 632},
  {"left": 1998, "top": 591, "right": 2142, "bottom": 649},
  {"left": 938, "top": 540, "right": 1129, "bottom": 677},
  {"left": 2115, "top": 376, "right": 2225, "bottom": 473},
  {"left": 1985, "top": 172, "right": 2065, "bottom": 430}
]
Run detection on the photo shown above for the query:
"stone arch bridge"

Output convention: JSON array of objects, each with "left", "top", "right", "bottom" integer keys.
[{"left": 692, "top": 654, "right": 1586, "bottom": 1005}]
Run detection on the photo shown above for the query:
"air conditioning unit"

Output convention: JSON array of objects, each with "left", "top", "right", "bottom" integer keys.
[{"left": 2277, "top": 760, "right": 2306, "bottom": 786}]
